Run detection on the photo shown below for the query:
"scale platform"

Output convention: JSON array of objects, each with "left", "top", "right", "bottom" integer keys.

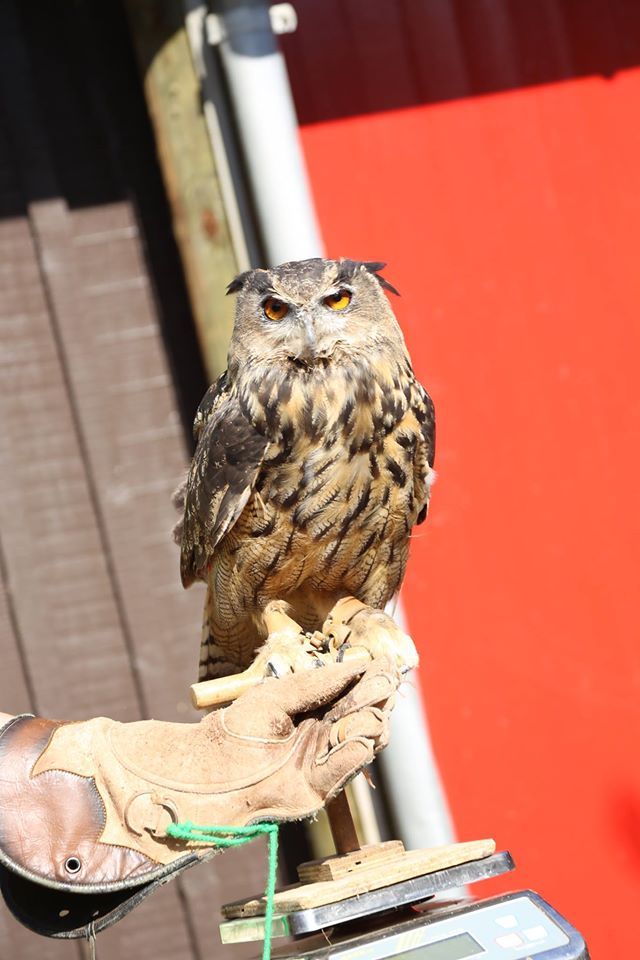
[
  {"left": 221, "top": 851, "right": 514, "bottom": 942},
  {"left": 219, "top": 845, "right": 589, "bottom": 960}
]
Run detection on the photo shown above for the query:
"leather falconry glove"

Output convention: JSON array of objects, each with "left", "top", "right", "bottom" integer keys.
[{"left": 0, "top": 657, "right": 398, "bottom": 940}]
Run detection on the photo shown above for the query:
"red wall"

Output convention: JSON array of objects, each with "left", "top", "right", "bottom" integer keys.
[{"left": 284, "top": 4, "right": 640, "bottom": 956}]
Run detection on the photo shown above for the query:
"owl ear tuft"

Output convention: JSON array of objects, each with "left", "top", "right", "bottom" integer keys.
[
  {"left": 226, "top": 271, "right": 251, "bottom": 295},
  {"left": 362, "top": 261, "right": 401, "bottom": 297}
]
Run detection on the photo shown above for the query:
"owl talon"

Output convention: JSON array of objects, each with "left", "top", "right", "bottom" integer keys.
[
  {"left": 322, "top": 598, "right": 419, "bottom": 673},
  {"left": 251, "top": 602, "right": 330, "bottom": 678},
  {"left": 266, "top": 654, "right": 294, "bottom": 679},
  {"left": 335, "top": 642, "right": 351, "bottom": 664}
]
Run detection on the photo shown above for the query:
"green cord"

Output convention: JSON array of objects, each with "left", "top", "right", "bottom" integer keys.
[{"left": 167, "top": 821, "right": 279, "bottom": 960}]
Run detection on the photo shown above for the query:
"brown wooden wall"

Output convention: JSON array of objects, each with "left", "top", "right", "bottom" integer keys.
[{"left": 0, "top": 2, "right": 265, "bottom": 958}]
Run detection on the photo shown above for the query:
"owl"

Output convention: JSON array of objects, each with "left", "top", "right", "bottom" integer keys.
[{"left": 177, "top": 258, "right": 435, "bottom": 681}]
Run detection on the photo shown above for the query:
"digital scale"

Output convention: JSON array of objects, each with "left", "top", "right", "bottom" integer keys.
[{"left": 219, "top": 851, "right": 589, "bottom": 960}]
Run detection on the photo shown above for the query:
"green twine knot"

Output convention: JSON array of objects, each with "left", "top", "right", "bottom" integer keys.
[{"left": 166, "top": 821, "right": 279, "bottom": 960}]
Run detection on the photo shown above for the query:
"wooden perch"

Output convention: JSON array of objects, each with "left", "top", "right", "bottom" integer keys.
[{"left": 190, "top": 648, "right": 371, "bottom": 709}]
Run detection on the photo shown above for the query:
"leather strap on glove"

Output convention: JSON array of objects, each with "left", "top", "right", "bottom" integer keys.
[{"left": 0, "top": 657, "right": 398, "bottom": 939}]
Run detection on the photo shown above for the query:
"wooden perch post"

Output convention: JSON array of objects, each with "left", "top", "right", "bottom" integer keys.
[
  {"left": 326, "top": 791, "right": 361, "bottom": 854},
  {"left": 123, "top": 0, "right": 239, "bottom": 382}
]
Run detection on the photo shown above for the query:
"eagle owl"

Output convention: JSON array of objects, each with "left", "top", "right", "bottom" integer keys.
[{"left": 177, "top": 259, "right": 435, "bottom": 681}]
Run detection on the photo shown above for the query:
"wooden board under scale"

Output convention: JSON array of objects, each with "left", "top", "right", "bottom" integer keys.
[{"left": 222, "top": 839, "right": 496, "bottom": 918}]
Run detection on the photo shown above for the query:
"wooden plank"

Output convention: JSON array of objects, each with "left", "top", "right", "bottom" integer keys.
[
  {"left": 0, "top": 112, "right": 89, "bottom": 960},
  {"left": 0, "top": 551, "right": 33, "bottom": 716},
  {"left": 325, "top": 791, "right": 361, "bottom": 855},
  {"left": 297, "top": 841, "right": 405, "bottom": 883},
  {"left": 124, "top": 0, "right": 239, "bottom": 382},
  {"left": 224, "top": 840, "right": 496, "bottom": 917},
  {"left": 0, "top": 232, "right": 70, "bottom": 960},
  {"left": 0, "top": 909, "right": 74, "bottom": 960},
  {"left": 0, "top": 211, "right": 141, "bottom": 721},
  {"left": 29, "top": 197, "right": 205, "bottom": 719}
]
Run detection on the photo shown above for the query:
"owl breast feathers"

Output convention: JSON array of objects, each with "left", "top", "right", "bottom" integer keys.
[{"left": 177, "top": 258, "right": 435, "bottom": 680}]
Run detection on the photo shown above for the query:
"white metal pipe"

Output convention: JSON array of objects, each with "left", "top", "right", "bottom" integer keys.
[
  {"left": 213, "top": 0, "right": 323, "bottom": 265},
  {"left": 380, "top": 600, "right": 458, "bottom": 850},
  {"left": 380, "top": 600, "right": 466, "bottom": 896}
]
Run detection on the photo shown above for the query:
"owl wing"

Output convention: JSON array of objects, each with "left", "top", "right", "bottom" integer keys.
[
  {"left": 180, "top": 374, "right": 268, "bottom": 587},
  {"left": 411, "top": 379, "right": 436, "bottom": 525}
]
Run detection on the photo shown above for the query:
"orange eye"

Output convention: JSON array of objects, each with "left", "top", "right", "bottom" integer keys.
[
  {"left": 324, "top": 289, "right": 352, "bottom": 311},
  {"left": 263, "top": 297, "right": 289, "bottom": 321}
]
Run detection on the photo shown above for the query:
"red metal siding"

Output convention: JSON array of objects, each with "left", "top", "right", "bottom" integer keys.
[{"left": 283, "top": 3, "right": 640, "bottom": 957}]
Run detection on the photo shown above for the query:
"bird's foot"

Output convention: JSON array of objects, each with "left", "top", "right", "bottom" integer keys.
[
  {"left": 254, "top": 601, "right": 327, "bottom": 679},
  {"left": 322, "top": 597, "right": 419, "bottom": 675},
  {"left": 254, "top": 597, "right": 419, "bottom": 681}
]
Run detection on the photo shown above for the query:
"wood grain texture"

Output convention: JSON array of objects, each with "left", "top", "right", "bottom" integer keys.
[
  {"left": 297, "top": 841, "right": 405, "bottom": 883},
  {"left": 223, "top": 840, "right": 496, "bottom": 916},
  {"left": 125, "top": 0, "right": 239, "bottom": 382},
  {"left": 0, "top": 211, "right": 140, "bottom": 721},
  {"left": 0, "top": 547, "right": 33, "bottom": 716},
  {"left": 0, "top": 206, "right": 72, "bottom": 960},
  {"left": 325, "top": 791, "right": 361, "bottom": 856},
  {"left": 31, "top": 197, "right": 204, "bottom": 720}
]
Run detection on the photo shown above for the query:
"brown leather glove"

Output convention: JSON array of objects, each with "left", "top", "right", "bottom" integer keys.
[{"left": 0, "top": 657, "right": 398, "bottom": 939}]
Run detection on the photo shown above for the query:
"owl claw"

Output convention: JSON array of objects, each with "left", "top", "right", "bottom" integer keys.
[
  {"left": 256, "top": 603, "right": 327, "bottom": 678},
  {"left": 253, "top": 597, "right": 418, "bottom": 684},
  {"left": 322, "top": 598, "right": 419, "bottom": 674},
  {"left": 335, "top": 641, "right": 351, "bottom": 663},
  {"left": 266, "top": 654, "right": 295, "bottom": 679}
]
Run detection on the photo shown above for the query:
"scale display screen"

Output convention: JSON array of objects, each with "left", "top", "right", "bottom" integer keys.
[{"left": 394, "top": 933, "right": 484, "bottom": 960}]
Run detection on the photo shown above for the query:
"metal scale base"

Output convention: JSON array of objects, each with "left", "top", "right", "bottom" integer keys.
[{"left": 220, "top": 851, "right": 515, "bottom": 945}]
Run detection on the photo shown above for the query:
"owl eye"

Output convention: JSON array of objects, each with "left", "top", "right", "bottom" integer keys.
[
  {"left": 324, "top": 289, "right": 352, "bottom": 311},
  {"left": 263, "top": 297, "right": 289, "bottom": 321}
]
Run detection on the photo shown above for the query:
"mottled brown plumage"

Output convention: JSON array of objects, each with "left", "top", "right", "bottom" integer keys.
[{"left": 178, "top": 259, "right": 435, "bottom": 680}]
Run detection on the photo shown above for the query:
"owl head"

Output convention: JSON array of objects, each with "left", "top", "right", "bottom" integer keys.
[{"left": 226, "top": 258, "right": 404, "bottom": 369}]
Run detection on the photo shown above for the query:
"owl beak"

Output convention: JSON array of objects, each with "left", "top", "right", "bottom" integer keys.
[{"left": 297, "top": 314, "right": 316, "bottom": 361}]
